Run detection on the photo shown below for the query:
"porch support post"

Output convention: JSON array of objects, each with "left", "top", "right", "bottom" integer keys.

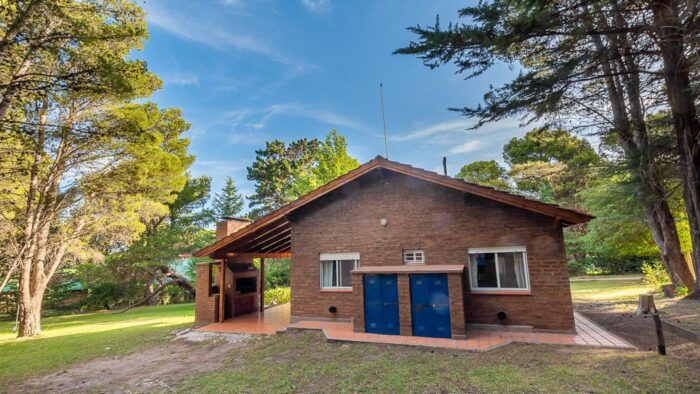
[
  {"left": 218, "top": 260, "right": 225, "bottom": 323},
  {"left": 259, "top": 258, "right": 265, "bottom": 312}
]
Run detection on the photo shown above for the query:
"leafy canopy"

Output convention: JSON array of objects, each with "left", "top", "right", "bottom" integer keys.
[{"left": 247, "top": 130, "right": 359, "bottom": 218}]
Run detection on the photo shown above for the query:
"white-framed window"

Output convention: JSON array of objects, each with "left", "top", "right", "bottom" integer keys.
[
  {"left": 468, "top": 247, "right": 530, "bottom": 291},
  {"left": 403, "top": 250, "right": 425, "bottom": 264},
  {"left": 319, "top": 252, "right": 360, "bottom": 289}
]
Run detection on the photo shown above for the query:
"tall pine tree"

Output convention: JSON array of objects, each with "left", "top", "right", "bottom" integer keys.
[{"left": 211, "top": 177, "right": 245, "bottom": 219}]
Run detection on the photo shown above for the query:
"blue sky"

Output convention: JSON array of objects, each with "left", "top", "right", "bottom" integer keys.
[{"left": 140, "top": 0, "right": 527, "bottom": 207}]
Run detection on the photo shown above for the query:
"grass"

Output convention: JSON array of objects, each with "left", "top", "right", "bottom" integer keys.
[
  {"left": 0, "top": 303, "right": 193, "bottom": 384},
  {"left": 178, "top": 331, "right": 699, "bottom": 393},
  {"left": 2, "top": 278, "right": 697, "bottom": 392},
  {"left": 570, "top": 278, "right": 655, "bottom": 303}
]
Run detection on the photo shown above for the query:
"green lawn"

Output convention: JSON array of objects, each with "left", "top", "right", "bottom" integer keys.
[
  {"left": 177, "top": 331, "right": 698, "bottom": 393},
  {"left": 1, "top": 279, "right": 697, "bottom": 392},
  {"left": 0, "top": 303, "right": 193, "bottom": 384},
  {"left": 570, "top": 278, "right": 655, "bottom": 303}
]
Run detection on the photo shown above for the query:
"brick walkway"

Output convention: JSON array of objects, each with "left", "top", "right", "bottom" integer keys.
[{"left": 198, "top": 304, "right": 634, "bottom": 351}]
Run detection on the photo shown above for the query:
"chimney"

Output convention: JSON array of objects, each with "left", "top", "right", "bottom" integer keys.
[{"left": 216, "top": 217, "right": 252, "bottom": 241}]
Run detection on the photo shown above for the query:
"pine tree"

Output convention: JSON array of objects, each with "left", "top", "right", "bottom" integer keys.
[{"left": 212, "top": 177, "right": 245, "bottom": 219}]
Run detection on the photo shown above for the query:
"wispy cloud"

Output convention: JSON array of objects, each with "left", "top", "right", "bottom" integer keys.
[
  {"left": 146, "top": 4, "right": 315, "bottom": 74},
  {"left": 301, "top": 0, "right": 331, "bottom": 13},
  {"left": 449, "top": 140, "right": 482, "bottom": 154},
  {"left": 162, "top": 71, "right": 200, "bottom": 86},
  {"left": 223, "top": 103, "right": 372, "bottom": 134},
  {"left": 389, "top": 119, "right": 473, "bottom": 142}
]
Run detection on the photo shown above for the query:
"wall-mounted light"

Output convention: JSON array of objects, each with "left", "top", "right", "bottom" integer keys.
[{"left": 380, "top": 218, "right": 388, "bottom": 226}]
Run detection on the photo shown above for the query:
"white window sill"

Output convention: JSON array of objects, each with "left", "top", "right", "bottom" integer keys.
[
  {"left": 319, "top": 288, "right": 353, "bottom": 293},
  {"left": 470, "top": 289, "right": 531, "bottom": 295}
]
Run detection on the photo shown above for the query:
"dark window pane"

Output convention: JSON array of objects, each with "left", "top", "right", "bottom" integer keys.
[{"left": 475, "top": 253, "right": 497, "bottom": 288}]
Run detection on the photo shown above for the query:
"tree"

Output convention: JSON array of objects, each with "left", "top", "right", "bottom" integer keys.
[
  {"left": 0, "top": 0, "right": 195, "bottom": 337},
  {"left": 211, "top": 177, "right": 245, "bottom": 220},
  {"left": 455, "top": 160, "right": 510, "bottom": 190},
  {"left": 247, "top": 130, "right": 359, "bottom": 218},
  {"left": 0, "top": 0, "right": 152, "bottom": 121},
  {"left": 648, "top": 0, "right": 700, "bottom": 296},
  {"left": 503, "top": 129, "right": 599, "bottom": 204},
  {"left": 395, "top": 0, "right": 696, "bottom": 289},
  {"left": 81, "top": 175, "right": 214, "bottom": 310}
]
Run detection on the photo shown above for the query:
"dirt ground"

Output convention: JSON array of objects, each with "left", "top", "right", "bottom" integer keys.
[
  {"left": 13, "top": 331, "right": 252, "bottom": 393},
  {"left": 576, "top": 296, "right": 700, "bottom": 369}
]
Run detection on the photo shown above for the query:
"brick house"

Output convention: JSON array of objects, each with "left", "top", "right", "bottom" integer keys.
[{"left": 193, "top": 157, "right": 592, "bottom": 338}]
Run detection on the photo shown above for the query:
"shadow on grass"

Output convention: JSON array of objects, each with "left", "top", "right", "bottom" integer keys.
[{"left": 0, "top": 304, "right": 195, "bottom": 384}]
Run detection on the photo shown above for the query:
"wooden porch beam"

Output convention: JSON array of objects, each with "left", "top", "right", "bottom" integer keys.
[
  {"left": 223, "top": 252, "right": 291, "bottom": 259},
  {"left": 218, "top": 260, "right": 225, "bottom": 323},
  {"left": 259, "top": 258, "right": 265, "bottom": 312}
]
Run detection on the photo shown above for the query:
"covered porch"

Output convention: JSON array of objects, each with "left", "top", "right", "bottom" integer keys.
[
  {"left": 199, "top": 303, "right": 292, "bottom": 335},
  {"left": 194, "top": 215, "right": 293, "bottom": 328}
]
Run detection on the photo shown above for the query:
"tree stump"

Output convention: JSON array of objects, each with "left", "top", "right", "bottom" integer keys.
[
  {"left": 661, "top": 284, "right": 676, "bottom": 298},
  {"left": 634, "top": 294, "right": 657, "bottom": 315}
]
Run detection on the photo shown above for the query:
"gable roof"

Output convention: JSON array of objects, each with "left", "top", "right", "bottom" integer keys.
[{"left": 193, "top": 156, "right": 593, "bottom": 258}]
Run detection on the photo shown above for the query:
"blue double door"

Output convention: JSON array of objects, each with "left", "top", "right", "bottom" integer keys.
[
  {"left": 410, "top": 274, "right": 452, "bottom": 338},
  {"left": 363, "top": 274, "right": 400, "bottom": 335}
]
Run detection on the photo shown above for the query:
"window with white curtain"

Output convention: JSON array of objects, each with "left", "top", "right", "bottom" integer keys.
[
  {"left": 320, "top": 253, "right": 360, "bottom": 289},
  {"left": 468, "top": 247, "right": 529, "bottom": 291}
]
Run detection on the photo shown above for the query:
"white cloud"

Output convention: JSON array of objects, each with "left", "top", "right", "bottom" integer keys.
[
  {"left": 301, "top": 0, "right": 331, "bottom": 13},
  {"left": 448, "top": 140, "right": 482, "bottom": 154},
  {"left": 389, "top": 119, "right": 473, "bottom": 142},
  {"left": 222, "top": 103, "right": 372, "bottom": 133},
  {"left": 145, "top": 4, "right": 314, "bottom": 74},
  {"left": 163, "top": 72, "right": 200, "bottom": 86}
]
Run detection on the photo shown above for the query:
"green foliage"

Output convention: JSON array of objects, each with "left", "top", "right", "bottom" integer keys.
[
  {"left": 676, "top": 286, "right": 689, "bottom": 297},
  {"left": 211, "top": 177, "right": 245, "bottom": 219},
  {"left": 264, "top": 287, "right": 291, "bottom": 306},
  {"left": 504, "top": 129, "right": 599, "bottom": 204},
  {"left": 568, "top": 172, "right": 691, "bottom": 264},
  {"left": 455, "top": 160, "right": 510, "bottom": 190},
  {"left": 263, "top": 259, "right": 291, "bottom": 289},
  {"left": 567, "top": 260, "right": 590, "bottom": 276},
  {"left": 247, "top": 130, "right": 359, "bottom": 218},
  {"left": 641, "top": 262, "right": 671, "bottom": 289}
]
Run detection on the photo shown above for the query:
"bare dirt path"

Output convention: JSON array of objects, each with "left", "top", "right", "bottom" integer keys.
[{"left": 13, "top": 331, "right": 251, "bottom": 393}]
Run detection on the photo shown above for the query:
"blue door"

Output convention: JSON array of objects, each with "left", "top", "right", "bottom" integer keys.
[
  {"left": 363, "top": 274, "right": 400, "bottom": 335},
  {"left": 410, "top": 274, "right": 452, "bottom": 338}
]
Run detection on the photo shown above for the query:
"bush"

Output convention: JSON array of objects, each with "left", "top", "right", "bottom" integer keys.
[
  {"left": 264, "top": 259, "right": 290, "bottom": 289},
  {"left": 264, "top": 287, "right": 290, "bottom": 306},
  {"left": 567, "top": 260, "right": 591, "bottom": 276},
  {"left": 676, "top": 286, "right": 689, "bottom": 297},
  {"left": 641, "top": 262, "right": 671, "bottom": 289}
]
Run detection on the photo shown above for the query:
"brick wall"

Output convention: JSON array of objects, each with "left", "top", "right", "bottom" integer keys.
[
  {"left": 289, "top": 170, "right": 575, "bottom": 331},
  {"left": 194, "top": 263, "right": 218, "bottom": 327}
]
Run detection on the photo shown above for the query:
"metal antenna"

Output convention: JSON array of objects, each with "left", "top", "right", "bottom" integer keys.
[{"left": 380, "top": 82, "right": 389, "bottom": 159}]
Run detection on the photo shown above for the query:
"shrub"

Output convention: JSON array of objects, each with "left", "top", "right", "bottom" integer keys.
[
  {"left": 676, "top": 286, "right": 689, "bottom": 297},
  {"left": 567, "top": 260, "right": 590, "bottom": 276},
  {"left": 641, "top": 262, "right": 671, "bottom": 289},
  {"left": 264, "top": 287, "right": 290, "bottom": 306}
]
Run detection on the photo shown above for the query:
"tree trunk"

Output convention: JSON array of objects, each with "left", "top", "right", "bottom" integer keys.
[
  {"left": 17, "top": 255, "right": 45, "bottom": 337},
  {"left": 588, "top": 11, "right": 694, "bottom": 289},
  {"left": 650, "top": 0, "right": 700, "bottom": 296}
]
